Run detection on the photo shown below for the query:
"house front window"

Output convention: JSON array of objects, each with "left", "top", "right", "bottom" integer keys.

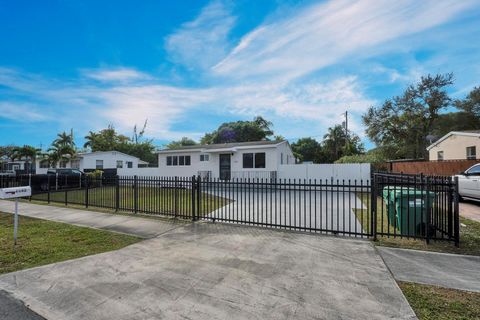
[
  {"left": 255, "top": 153, "right": 266, "bottom": 168},
  {"left": 59, "top": 161, "right": 68, "bottom": 168},
  {"left": 70, "top": 160, "right": 80, "bottom": 169},
  {"left": 96, "top": 160, "right": 104, "bottom": 170},
  {"left": 40, "top": 160, "right": 49, "bottom": 168},
  {"left": 116, "top": 160, "right": 123, "bottom": 168},
  {"left": 166, "top": 155, "right": 191, "bottom": 166},
  {"left": 200, "top": 154, "right": 209, "bottom": 162},
  {"left": 127, "top": 161, "right": 133, "bottom": 168},
  {"left": 467, "top": 146, "right": 476, "bottom": 160},
  {"left": 243, "top": 153, "right": 254, "bottom": 168},
  {"left": 243, "top": 152, "right": 266, "bottom": 169},
  {"left": 437, "top": 151, "right": 444, "bottom": 161}
]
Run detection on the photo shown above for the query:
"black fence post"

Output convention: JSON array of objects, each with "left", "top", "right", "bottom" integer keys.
[
  {"left": 28, "top": 174, "right": 32, "bottom": 202},
  {"left": 174, "top": 176, "right": 178, "bottom": 218},
  {"left": 371, "top": 172, "right": 377, "bottom": 240},
  {"left": 115, "top": 175, "right": 120, "bottom": 212},
  {"left": 191, "top": 175, "right": 196, "bottom": 221},
  {"left": 454, "top": 176, "right": 460, "bottom": 247},
  {"left": 85, "top": 175, "right": 89, "bottom": 208},
  {"left": 134, "top": 175, "right": 138, "bottom": 214},
  {"left": 425, "top": 175, "right": 431, "bottom": 244},
  {"left": 448, "top": 176, "right": 454, "bottom": 239},
  {"left": 47, "top": 174, "right": 51, "bottom": 204},
  {"left": 197, "top": 175, "right": 201, "bottom": 221}
]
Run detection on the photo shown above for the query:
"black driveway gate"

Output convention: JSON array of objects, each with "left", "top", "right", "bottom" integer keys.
[{"left": 1, "top": 172, "right": 460, "bottom": 245}]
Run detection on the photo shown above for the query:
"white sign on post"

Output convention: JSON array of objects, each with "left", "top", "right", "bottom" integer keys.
[{"left": 0, "top": 186, "right": 31, "bottom": 245}]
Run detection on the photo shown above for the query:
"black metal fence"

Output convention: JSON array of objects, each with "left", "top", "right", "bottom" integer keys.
[
  {"left": 0, "top": 172, "right": 460, "bottom": 245},
  {"left": 373, "top": 172, "right": 459, "bottom": 246}
]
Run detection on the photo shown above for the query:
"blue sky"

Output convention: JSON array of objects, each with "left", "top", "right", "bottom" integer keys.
[{"left": 1, "top": 0, "right": 480, "bottom": 150}]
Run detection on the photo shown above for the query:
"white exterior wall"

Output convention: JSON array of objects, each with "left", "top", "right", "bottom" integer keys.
[
  {"left": 276, "top": 141, "right": 295, "bottom": 165},
  {"left": 36, "top": 151, "right": 143, "bottom": 174},
  {"left": 429, "top": 134, "right": 480, "bottom": 160},
  {"left": 156, "top": 151, "right": 207, "bottom": 177},
  {"left": 229, "top": 148, "right": 277, "bottom": 175},
  {"left": 80, "top": 152, "right": 141, "bottom": 170},
  {"left": 278, "top": 163, "right": 371, "bottom": 182}
]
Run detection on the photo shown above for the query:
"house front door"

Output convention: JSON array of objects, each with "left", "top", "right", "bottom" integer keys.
[{"left": 219, "top": 154, "right": 231, "bottom": 180}]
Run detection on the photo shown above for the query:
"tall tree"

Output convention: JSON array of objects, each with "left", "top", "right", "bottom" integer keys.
[
  {"left": 431, "top": 111, "right": 480, "bottom": 138},
  {"left": 455, "top": 87, "right": 480, "bottom": 117},
  {"left": 321, "top": 125, "right": 364, "bottom": 163},
  {"left": 363, "top": 73, "right": 454, "bottom": 160},
  {"left": 200, "top": 116, "right": 274, "bottom": 144},
  {"left": 13, "top": 145, "right": 41, "bottom": 173},
  {"left": 166, "top": 137, "right": 197, "bottom": 149},
  {"left": 83, "top": 125, "right": 129, "bottom": 151},
  {"left": 84, "top": 125, "right": 156, "bottom": 164},
  {"left": 291, "top": 138, "right": 322, "bottom": 163},
  {"left": 53, "top": 130, "right": 75, "bottom": 148},
  {"left": 0, "top": 145, "right": 17, "bottom": 162}
]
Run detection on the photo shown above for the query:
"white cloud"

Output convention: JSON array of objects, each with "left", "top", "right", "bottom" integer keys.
[
  {"left": 0, "top": 0, "right": 477, "bottom": 144},
  {"left": 213, "top": 0, "right": 476, "bottom": 81},
  {"left": 0, "top": 102, "right": 48, "bottom": 122},
  {"left": 165, "top": 0, "right": 236, "bottom": 70},
  {"left": 83, "top": 68, "right": 151, "bottom": 82},
  {"left": 217, "top": 77, "right": 375, "bottom": 130}
]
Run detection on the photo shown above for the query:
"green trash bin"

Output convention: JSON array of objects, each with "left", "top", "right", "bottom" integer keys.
[
  {"left": 382, "top": 187, "right": 397, "bottom": 226},
  {"left": 382, "top": 187, "right": 436, "bottom": 236},
  {"left": 395, "top": 189, "right": 436, "bottom": 237}
]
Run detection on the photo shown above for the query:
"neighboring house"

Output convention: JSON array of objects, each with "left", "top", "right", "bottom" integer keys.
[
  {"left": 36, "top": 151, "right": 148, "bottom": 174},
  {"left": 156, "top": 140, "right": 296, "bottom": 180},
  {"left": 428, "top": 130, "right": 480, "bottom": 161},
  {"left": 0, "top": 158, "right": 32, "bottom": 174}
]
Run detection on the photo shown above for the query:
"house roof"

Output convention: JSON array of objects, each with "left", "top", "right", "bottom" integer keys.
[
  {"left": 426, "top": 130, "right": 480, "bottom": 151},
  {"left": 157, "top": 140, "right": 286, "bottom": 153}
]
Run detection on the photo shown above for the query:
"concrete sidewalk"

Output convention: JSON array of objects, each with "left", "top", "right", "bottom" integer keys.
[
  {"left": 378, "top": 246, "right": 480, "bottom": 292},
  {"left": 0, "top": 223, "right": 416, "bottom": 320},
  {"left": 0, "top": 200, "right": 185, "bottom": 238}
]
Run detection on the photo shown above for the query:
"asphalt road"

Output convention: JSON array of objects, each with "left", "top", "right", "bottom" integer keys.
[{"left": 0, "top": 290, "right": 45, "bottom": 320}]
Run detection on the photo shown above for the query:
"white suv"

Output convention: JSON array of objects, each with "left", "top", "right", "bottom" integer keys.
[{"left": 456, "top": 164, "right": 480, "bottom": 200}]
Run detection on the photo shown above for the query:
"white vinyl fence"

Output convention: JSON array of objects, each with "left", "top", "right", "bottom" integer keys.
[
  {"left": 118, "top": 163, "right": 371, "bottom": 183},
  {"left": 278, "top": 163, "right": 371, "bottom": 182}
]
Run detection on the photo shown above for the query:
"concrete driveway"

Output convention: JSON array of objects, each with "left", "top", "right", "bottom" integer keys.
[
  {"left": 205, "top": 188, "right": 366, "bottom": 235},
  {"left": 0, "top": 222, "right": 415, "bottom": 320},
  {"left": 460, "top": 200, "right": 480, "bottom": 222}
]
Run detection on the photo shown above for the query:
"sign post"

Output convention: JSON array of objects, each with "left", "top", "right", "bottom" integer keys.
[{"left": 0, "top": 186, "right": 32, "bottom": 246}]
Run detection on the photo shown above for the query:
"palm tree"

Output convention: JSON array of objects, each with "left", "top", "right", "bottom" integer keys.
[
  {"left": 47, "top": 130, "right": 77, "bottom": 168},
  {"left": 83, "top": 131, "right": 98, "bottom": 150},
  {"left": 54, "top": 130, "right": 75, "bottom": 148},
  {"left": 13, "top": 145, "right": 41, "bottom": 173}
]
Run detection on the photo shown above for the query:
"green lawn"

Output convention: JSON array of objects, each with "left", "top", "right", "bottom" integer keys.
[
  {"left": 0, "top": 212, "right": 141, "bottom": 274},
  {"left": 30, "top": 186, "right": 229, "bottom": 218},
  {"left": 399, "top": 282, "right": 480, "bottom": 320},
  {"left": 355, "top": 193, "right": 480, "bottom": 256}
]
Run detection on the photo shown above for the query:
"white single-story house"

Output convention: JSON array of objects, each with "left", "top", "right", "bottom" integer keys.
[
  {"left": 0, "top": 159, "right": 31, "bottom": 173},
  {"left": 427, "top": 130, "right": 480, "bottom": 161},
  {"left": 36, "top": 151, "right": 148, "bottom": 174},
  {"left": 156, "top": 140, "right": 296, "bottom": 180}
]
